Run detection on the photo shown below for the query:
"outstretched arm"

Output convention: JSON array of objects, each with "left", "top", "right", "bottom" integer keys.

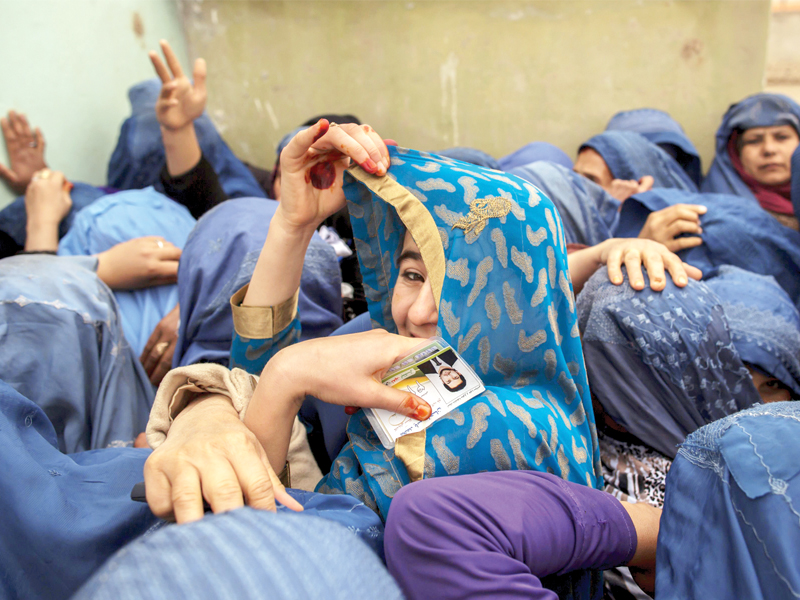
[{"left": 23, "top": 169, "right": 72, "bottom": 252}]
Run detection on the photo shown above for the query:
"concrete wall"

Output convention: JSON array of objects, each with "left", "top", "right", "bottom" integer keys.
[
  {"left": 0, "top": 0, "right": 188, "bottom": 208},
  {"left": 765, "top": 6, "right": 800, "bottom": 103},
  {"left": 179, "top": 0, "right": 770, "bottom": 173}
]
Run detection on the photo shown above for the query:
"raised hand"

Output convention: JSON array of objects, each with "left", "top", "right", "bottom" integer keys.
[
  {"left": 23, "top": 169, "right": 73, "bottom": 252},
  {"left": 149, "top": 39, "right": 207, "bottom": 132},
  {"left": 608, "top": 175, "right": 654, "bottom": 202},
  {"left": 277, "top": 120, "right": 390, "bottom": 233},
  {"left": 0, "top": 111, "right": 47, "bottom": 194}
]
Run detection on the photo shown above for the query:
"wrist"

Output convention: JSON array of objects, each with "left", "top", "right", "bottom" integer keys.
[
  {"left": 260, "top": 346, "right": 306, "bottom": 415},
  {"left": 273, "top": 206, "right": 320, "bottom": 240},
  {"left": 24, "top": 220, "right": 60, "bottom": 252}
]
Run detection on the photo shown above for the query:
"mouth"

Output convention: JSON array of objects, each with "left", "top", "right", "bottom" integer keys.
[{"left": 759, "top": 163, "right": 785, "bottom": 171}]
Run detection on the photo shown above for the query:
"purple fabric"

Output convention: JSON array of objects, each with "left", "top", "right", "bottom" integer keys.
[{"left": 385, "top": 471, "right": 636, "bottom": 600}]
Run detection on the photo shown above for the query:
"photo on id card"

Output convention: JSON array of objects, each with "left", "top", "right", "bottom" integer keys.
[{"left": 365, "top": 337, "right": 485, "bottom": 449}]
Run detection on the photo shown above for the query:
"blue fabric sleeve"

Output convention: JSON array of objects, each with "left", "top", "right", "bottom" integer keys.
[{"left": 230, "top": 317, "right": 302, "bottom": 375}]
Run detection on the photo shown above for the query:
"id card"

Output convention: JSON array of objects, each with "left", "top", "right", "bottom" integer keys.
[{"left": 365, "top": 337, "right": 485, "bottom": 449}]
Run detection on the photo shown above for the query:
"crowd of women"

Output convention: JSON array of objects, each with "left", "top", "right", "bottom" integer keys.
[{"left": 0, "top": 39, "right": 798, "bottom": 600}]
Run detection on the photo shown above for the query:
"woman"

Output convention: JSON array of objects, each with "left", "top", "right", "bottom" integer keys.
[
  {"left": 605, "top": 108, "right": 702, "bottom": 187},
  {"left": 702, "top": 92, "right": 800, "bottom": 231},
  {"left": 142, "top": 121, "right": 699, "bottom": 527}
]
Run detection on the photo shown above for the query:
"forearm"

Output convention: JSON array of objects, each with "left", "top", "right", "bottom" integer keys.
[
  {"left": 243, "top": 348, "right": 304, "bottom": 468},
  {"left": 161, "top": 124, "right": 202, "bottom": 178},
  {"left": 24, "top": 218, "right": 60, "bottom": 252},
  {"left": 243, "top": 212, "right": 316, "bottom": 307},
  {"left": 566, "top": 243, "right": 604, "bottom": 295}
]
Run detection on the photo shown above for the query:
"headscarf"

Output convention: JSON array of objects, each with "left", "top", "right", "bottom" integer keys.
[
  {"left": 702, "top": 92, "right": 800, "bottom": 216},
  {"left": 509, "top": 161, "right": 619, "bottom": 246},
  {"left": 498, "top": 142, "right": 573, "bottom": 171},
  {"left": 605, "top": 108, "right": 702, "bottom": 186},
  {"left": 316, "top": 147, "right": 601, "bottom": 519},
  {"left": 432, "top": 147, "right": 500, "bottom": 170},
  {"left": 703, "top": 266, "right": 800, "bottom": 397},
  {"left": 0, "top": 255, "right": 154, "bottom": 452},
  {"left": 580, "top": 131, "right": 698, "bottom": 192},
  {"left": 615, "top": 188, "right": 800, "bottom": 312},
  {"left": 0, "top": 182, "right": 107, "bottom": 248},
  {"left": 657, "top": 401, "right": 800, "bottom": 599},
  {"left": 577, "top": 269, "right": 762, "bottom": 459},
  {"left": 57, "top": 187, "right": 197, "bottom": 356},
  {"left": 174, "top": 197, "right": 343, "bottom": 367},
  {"left": 107, "top": 79, "right": 266, "bottom": 199}
]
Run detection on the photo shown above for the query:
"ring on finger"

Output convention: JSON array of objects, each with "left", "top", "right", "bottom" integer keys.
[
  {"left": 155, "top": 341, "right": 170, "bottom": 356},
  {"left": 28, "top": 141, "right": 37, "bottom": 148},
  {"left": 156, "top": 240, "right": 164, "bottom": 249}
]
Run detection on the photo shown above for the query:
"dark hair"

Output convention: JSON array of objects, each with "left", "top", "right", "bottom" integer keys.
[{"left": 439, "top": 368, "right": 467, "bottom": 392}]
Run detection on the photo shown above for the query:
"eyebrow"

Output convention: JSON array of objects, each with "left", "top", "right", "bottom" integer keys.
[{"left": 396, "top": 250, "right": 423, "bottom": 268}]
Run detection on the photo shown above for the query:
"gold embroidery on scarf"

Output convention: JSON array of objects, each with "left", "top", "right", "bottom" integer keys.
[
  {"left": 557, "top": 444, "right": 571, "bottom": 480},
  {"left": 440, "top": 299, "right": 461, "bottom": 337},
  {"left": 510, "top": 246, "right": 534, "bottom": 283},
  {"left": 518, "top": 329, "right": 547, "bottom": 353},
  {"left": 502, "top": 282, "right": 523, "bottom": 325},
  {"left": 446, "top": 258, "right": 470, "bottom": 287},
  {"left": 467, "top": 257, "right": 493, "bottom": 307},
  {"left": 457, "top": 322, "right": 481, "bottom": 354},
  {"left": 484, "top": 389, "right": 506, "bottom": 416},
  {"left": 478, "top": 336, "right": 491, "bottom": 375},
  {"left": 466, "top": 402, "right": 491, "bottom": 449},
  {"left": 452, "top": 196, "right": 513, "bottom": 237},
  {"left": 485, "top": 292, "right": 501, "bottom": 330},
  {"left": 505, "top": 400, "right": 538, "bottom": 439},
  {"left": 508, "top": 430, "right": 529, "bottom": 470},
  {"left": 493, "top": 352, "right": 517, "bottom": 379},
  {"left": 490, "top": 439, "right": 512, "bottom": 470},
  {"left": 490, "top": 228, "right": 508, "bottom": 268},
  {"left": 572, "top": 437, "right": 588, "bottom": 464},
  {"left": 432, "top": 434, "right": 460, "bottom": 475}
]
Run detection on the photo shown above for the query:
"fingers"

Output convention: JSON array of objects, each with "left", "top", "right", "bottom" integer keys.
[
  {"left": 149, "top": 345, "right": 174, "bottom": 386},
  {"left": 665, "top": 218, "right": 702, "bottom": 239},
  {"left": 149, "top": 50, "right": 172, "bottom": 83},
  {"left": 143, "top": 462, "right": 175, "bottom": 518},
  {"left": 665, "top": 236, "right": 703, "bottom": 253},
  {"left": 156, "top": 241, "right": 182, "bottom": 261},
  {"left": 683, "top": 262, "right": 703, "bottom": 281},
  {"left": 34, "top": 127, "right": 45, "bottom": 152},
  {"left": 640, "top": 249, "right": 666, "bottom": 291},
  {"left": 152, "top": 259, "right": 179, "bottom": 285},
  {"left": 193, "top": 58, "right": 207, "bottom": 96},
  {"left": 171, "top": 468, "right": 206, "bottom": 523},
  {"left": 365, "top": 382, "right": 431, "bottom": 421},
  {"left": 200, "top": 461, "right": 246, "bottom": 515},
  {"left": 17, "top": 113, "right": 32, "bottom": 138},
  {"left": 232, "top": 450, "right": 279, "bottom": 512},
  {"left": 269, "top": 469, "right": 304, "bottom": 512},
  {"left": 622, "top": 248, "right": 646, "bottom": 290},
  {"left": 637, "top": 176, "right": 654, "bottom": 194},
  {"left": 605, "top": 246, "right": 624, "bottom": 285},
  {"left": 160, "top": 39, "right": 185, "bottom": 79},
  {"left": 662, "top": 253, "right": 689, "bottom": 287},
  {"left": 140, "top": 327, "right": 161, "bottom": 371},
  {"left": 342, "top": 124, "right": 386, "bottom": 174},
  {"left": 9, "top": 111, "right": 25, "bottom": 137}
]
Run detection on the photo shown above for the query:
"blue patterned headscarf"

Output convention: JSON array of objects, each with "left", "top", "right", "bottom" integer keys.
[
  {"left": 581, "top": 131, "right": 698, "bottom": 192},
  {"left": 174, "top": 197, "right": 343, "bottom": 367},
  {"left": 107, "top": 79, "right": 266, "bottom": 199},
  {"left": 315, "top": 147, "right": 601, "bottom": 519},
  {"left": 701, "top": 93, "right": 800, "bottom": 200},
  {"left": 509, "top": 161, "right": 619, "bottom": 246},
  {"left": 615, "top": 188, "right": 800, "bottom": 312},
  {"left": 605, "top": 108, "right": 702, "bottom": 186},
  {"left": 578, "top": 269, "right": 765, "bottom": 459},
  {"left": 432, "top": 147, "right": 500, "bottom": 170}
]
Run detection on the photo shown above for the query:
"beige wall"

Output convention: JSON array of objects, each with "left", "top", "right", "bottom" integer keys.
[{"left": 180, "top": 0, "right": 770, "bottom": 172}]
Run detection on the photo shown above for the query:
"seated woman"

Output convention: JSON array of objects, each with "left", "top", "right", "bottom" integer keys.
[
  {"left": 702, "top": 92, "right": 800, "bottom": 231},
  {"left": 605, "top": 108, "right": 702, "bottom": 187},
  {"left": 0, "top": 254, "right": 154, "bottom": 452},
  {"left": 383, "top": 267, "right": 798, "bottom": 600}
]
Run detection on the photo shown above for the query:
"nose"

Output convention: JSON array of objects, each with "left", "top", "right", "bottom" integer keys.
[
  {"left": 762, "top": 136, "right": 777, "bottom": 156},
  {"left": 408, "top": 280, "right": 439, "bottom": 329}
]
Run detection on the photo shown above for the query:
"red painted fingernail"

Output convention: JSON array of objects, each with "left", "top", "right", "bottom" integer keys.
[
  {"left": 412, "top": 403, "right": 431, "bottom": 421},
  {"left": 361, "top": 158, "right": 378, "bottom": 174},
  {"left": 344, "top": 406, "right": 358, "bottom": 415},
  {"left": 312, "top": 119, "right": 329, "bottom": 144}
]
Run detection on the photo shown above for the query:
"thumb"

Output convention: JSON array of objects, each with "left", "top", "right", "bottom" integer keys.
[
  {"left": 0, "top": 162, "right": 18, "bottom": 184},
  {"left": 637, "top": 175, "right": 654, "bottom": 193},
  {"left": 364, "top": 382, "right": 432, "bottom": 421}
]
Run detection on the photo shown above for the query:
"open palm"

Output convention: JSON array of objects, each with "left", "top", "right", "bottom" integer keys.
[{"left": 149, "top": 40, "right": 207, "bottom": 131}]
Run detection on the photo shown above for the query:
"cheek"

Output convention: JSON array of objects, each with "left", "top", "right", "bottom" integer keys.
[
  {"left": 739, "top": 148, "right": 759, "bottom": 173},
  {"left": 761, "top": 387, "right": 792, "bottom": 403},
  {"left": 391, "top": 287, "right": 409, "bottom": 332}
]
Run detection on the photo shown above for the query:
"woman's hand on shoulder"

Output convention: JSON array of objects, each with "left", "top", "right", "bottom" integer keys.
[
  {"left": 144, "top": 394, "right": 303, "bottom": 524},
  {"left": 597, "top": 238, "right": 702, "bottom": 291},
  {"left": 276, "top": 120, "right": 390, "bottom": 233},
  {"left": 265, "top": 330, "right": 432, "bottom": 420}
]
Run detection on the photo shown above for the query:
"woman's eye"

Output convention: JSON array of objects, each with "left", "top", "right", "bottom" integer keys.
[{"left": 402, "top": 270, "right": 424, "bottom": 283}]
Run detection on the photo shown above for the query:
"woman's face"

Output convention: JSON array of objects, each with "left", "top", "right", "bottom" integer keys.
[
  {"left": 391, "top": 231, "right": 438, "bottom": 339},
  {"left": 748, "top": 367, "right": 792, "bottom": 403},
  {"left": 738, "top": 125, "right": 799, "bottom": 186},
  {"left": 573, "top": 148, "right": 614, "bottom": 190},
  {"left": 439, "top": 367, "right": 464, "bottom": 390}
]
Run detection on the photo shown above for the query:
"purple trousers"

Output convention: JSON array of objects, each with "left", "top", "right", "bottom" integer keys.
[{"left": 384, "top": 471, "right": 637, "bottom": 600}]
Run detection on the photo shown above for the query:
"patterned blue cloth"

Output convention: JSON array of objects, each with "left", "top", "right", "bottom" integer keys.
[
  {"left": 509, "top": 161, "right": 619, "bottom": 246},
  {"left": 704, "top": 266, "right": 800, "bottom": 397},
  {"left": 314, "top": 147, "right": 601, "bottom": 519},
  {"left": 615, "top": 188, "right": 800, "bottom": 312},
  {"left": 179, "top": 197, "right": 342, "bottom": 368},
  {"left": 107, "top": 79, "right": 266, "bottom": 199},
  {"left": 0, "top": 255, "right": 154, "bottom": 453},
  {"left": 0, "top": 182, "right": 107, "bottom": 248},
  {"left": 656, "top": 401, "right": 800, "bottom": 599},
  {"left": 605, "top": 108, "right": 702, "bottom": 186},
  {"left": 498, "top": 142, "right": 574, "bottom": 171},
  {"left": 701, "top": 92, "right": 800, "bottom": 201},
  {"left": 580, "top": 131, "right": 698, "bottom": 192},
  {"left": 58, "top": 187, "right": 197, "bottom": 357},
  {"left": 578, "top": 269, "right": 764, "bottom": 459}
]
